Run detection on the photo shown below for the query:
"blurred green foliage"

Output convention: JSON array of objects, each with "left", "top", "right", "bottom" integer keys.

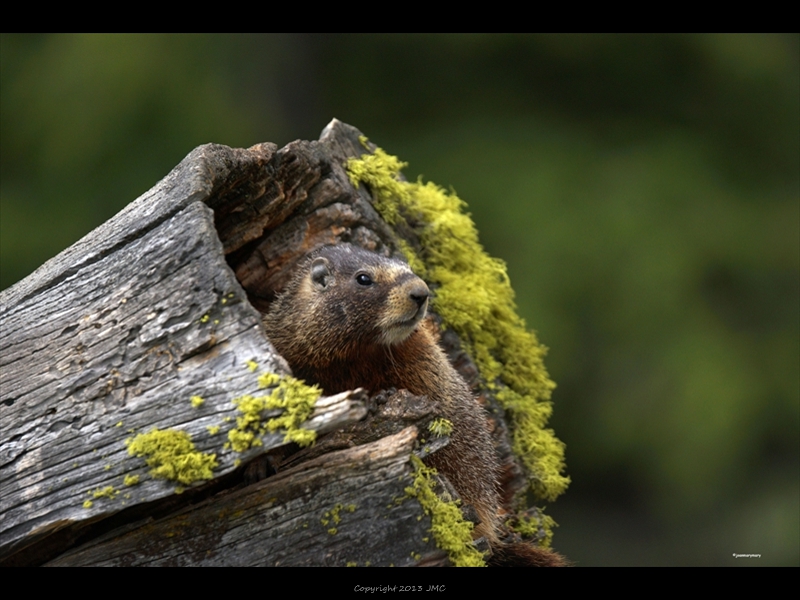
[{"left": 1, "top": 34, "right": 797, "bottom": 565}]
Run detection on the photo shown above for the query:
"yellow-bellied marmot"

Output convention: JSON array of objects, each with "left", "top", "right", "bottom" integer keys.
[{"left": 263, "top": 244, "right": 501, "bottom": 542}]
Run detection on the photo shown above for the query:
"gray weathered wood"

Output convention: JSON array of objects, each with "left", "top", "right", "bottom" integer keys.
[
  {"left": 45, "top": 428, "right": 445, "bottom": 567},
  {"left": 0, "top": 199, "right": 366, "bottom": 563},
  {"left": 0, "top": 144, "right": 277, "bottom": 312}
]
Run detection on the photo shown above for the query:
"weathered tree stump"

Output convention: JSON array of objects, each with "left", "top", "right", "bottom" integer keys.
[{"left": 1, "top": 120, "right": 557, "bottom": 567}]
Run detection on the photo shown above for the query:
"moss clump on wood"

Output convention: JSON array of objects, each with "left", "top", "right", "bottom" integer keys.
[
  {"left": 509, "top": 509, "right": 558, "bottom": 548},
  {"left": 90, "top": 485, "right": 118, "bottom": 499},
  {"left": 123, "top": 474, "right": 140, "bottom": 487},
  {"left": 227, "top": 373, "right": 321, "bottom": 452},
  {"left": 428, "top": 418, "right": 453, "bottom": 437},
  {"left": 321, "top": 503, "right": 357, "bottom": 537},
  {"left": 347, "top": 143, "right": 569, "bottom": 505},
  {"left": 126, "top": 429, "right": 218, "bottom": 485},
  {"left": 405, "top": 456, "right": 485, "bottom": 567}
]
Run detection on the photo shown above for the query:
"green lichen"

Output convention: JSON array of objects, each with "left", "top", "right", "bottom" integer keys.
[
  {"left": 246, "top": 360, "right": 259, "bottom": 372},
  {"left": 227, "top": 394, "right": 264, "bottom": 451},
  {"left": 90, "top": 485, "right": 118, "bottom": 499},
  {"left": 428, "top": 418, "right": 453, "bottom": 437},
  {"left": 257, "top": 372, "right": 281, "bottom": 389},
  {"left": 190, "top": 395, "right": 205, "bottom": 408},
  {"left": 206, "top": 425, "right": 221, "bottom": 435},
  {"left": 322, "top": 503, "right": 357, "bottom": 528},
  {"left": 228, "top": 374, "right": 321, "bottom": 452},
  {"left": 509, "top": 510, "right": 558, "bottom": 548},
  {"left": 347, "top": 142, "right": 569, "bottom": 504},
  {"left": 126, "top": 429, "right": 218, "bottom": 485},
  {"left": 405, "top": 456, "right": 485, "bottom": 567},
  {"left": 123, "top": 474, "right": 140, "bottom": 487},
  {"left": 83, "top": 500, "right": 93, "bottom": 509}
]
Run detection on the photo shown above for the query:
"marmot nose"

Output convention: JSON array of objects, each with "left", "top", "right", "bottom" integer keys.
[{"left": 409, "top": 284, "right": 429, "bottom": 309}]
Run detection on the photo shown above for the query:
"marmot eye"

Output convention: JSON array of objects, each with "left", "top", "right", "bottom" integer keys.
[{"left": 355, "top": 273, "right": 373, "bottom": 286}]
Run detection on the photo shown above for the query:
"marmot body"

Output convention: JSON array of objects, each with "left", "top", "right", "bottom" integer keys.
[{"left": 264, "top": 244, "right": 500, "bottom": 541}]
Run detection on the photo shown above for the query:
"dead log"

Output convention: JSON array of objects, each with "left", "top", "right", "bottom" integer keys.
[
  {"left": 44, "top": 427, "right": 446, "bottom": 567},
  {"left": 0, "top": 120, "right": 548, "bottom": 567}
]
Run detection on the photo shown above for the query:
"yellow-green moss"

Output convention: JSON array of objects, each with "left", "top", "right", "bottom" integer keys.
[
  {"left": 509, "top": 511, "right": 558, "bottom": 549},
  {"left": 190, "top": 395, "right": 205, "bottom": 408},
  {"left": 83, "top": 500, "right": 93, "bottom": 509},
  {"left": 405, "top": 456, "right": 485, "bottom": 567},
  {"left": 90, "top": 485, "right": 118, "bottom": 499},
  {"left": 126, "top": 429, "right": 218, "bottom": 485},
  {"left": 257, "top": 372, "right": 281, "bottom": 389},
  {"left": 228, "top": 374, "right": 321, "bottom": 452},
  {"left": 428, "top": 418, "right": 453, "bottom": 437},
  {"left": 246, "top": 360, "right": 259, "bottom": 372},
  {"left": 321, "top": 503, "right": 357, "bottom": 527},
  {"left": 123, "top": 474, "right": 140, "bottom": 487},
  {"left": 206, "top": 425, "right": 220, "bottom": 435},
  {"left": 347, "top": 142, "right": 569, "bottom": 504}
]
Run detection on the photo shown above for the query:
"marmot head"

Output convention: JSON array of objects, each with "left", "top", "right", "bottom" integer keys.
[{"left": 265, "top": 245, "right": 430, "bottom": 367}]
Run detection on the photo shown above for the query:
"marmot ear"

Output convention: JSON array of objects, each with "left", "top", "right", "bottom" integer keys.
[{"left": 310, "top": 257, "right": 332, "bottom": 289}]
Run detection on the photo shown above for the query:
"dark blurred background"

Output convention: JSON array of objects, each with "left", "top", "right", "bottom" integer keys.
[{"left": 2, "top": 34, "right": 798, "bottom": 566}]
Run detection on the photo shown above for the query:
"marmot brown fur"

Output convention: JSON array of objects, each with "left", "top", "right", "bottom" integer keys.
[
  {"left": 263, "top": 244, "right": 501, "bottom": 542},
  {"left": 263, "top": 244, "right": 567, "bottom": 566}
]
